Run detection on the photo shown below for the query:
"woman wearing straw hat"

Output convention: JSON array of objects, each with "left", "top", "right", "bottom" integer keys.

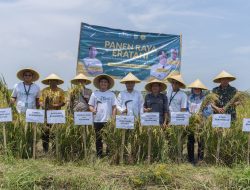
[
  {"left": 144, "top": 79, "right": 170, "bottom": 127},
  {"left": 212, "top": 70, "right": 237, "bottom": 120},
  {"left": 117, "top": 72, "right": 143, "bottom": 117},
  {"left": 68, "top": 73, "right": 92, "bottom": 113},
  {"left": 187, "top": 79, "right": 208, "bottom": 164},
  {"left": 39, "top": 73, "right": 65, "bottom": 152},
  {"left": 11, "top": 68, "right": 40, "bottom": 113},
  {"left": 166, "top": 74, "right": 187, "bottom": 112},
  {"left": 88, "top": 74, "right": 116, "bottom": 158}
]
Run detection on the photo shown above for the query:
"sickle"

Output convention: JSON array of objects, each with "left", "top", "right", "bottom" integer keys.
[
  {"left": 124, "top": 100, "right": 133, "bottom": 115},
  {"left": 96, "top": 100, "right": 102, "bottom": 111}
]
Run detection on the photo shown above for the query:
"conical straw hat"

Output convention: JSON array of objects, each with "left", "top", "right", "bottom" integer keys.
[
  {"left": 71, "top": 73, "right": 91, "bottom": 85},
  {"left": 213, "top": 70, "right": 236, "bottom": 83},
  {"left": 42, "top": 73, "right": 64, "bottom": 85},
  {"left": 93, "top": 74, "right": 114, "bottom": 90},
  {"left": 167, "top": 74, "right": 186, "bottom": 88},
  {"left": 145, "top": 79, "right": 167, "bottom": 92},
  {"left": 188, "top": 79, "right": 208, "bottom": 90},
  {"left": 17, "top": 68, "right": 39, "bottom": 82},
  {"left": 120, "top": 72, "right": 141, "bottom": 84}
]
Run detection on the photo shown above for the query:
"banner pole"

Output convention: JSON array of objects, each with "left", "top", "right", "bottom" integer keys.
[{"left": 180, "top": 33, "right": 183, "bottom": 58}]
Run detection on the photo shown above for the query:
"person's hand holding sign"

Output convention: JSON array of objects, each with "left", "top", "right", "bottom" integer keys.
[{"left": 144, "top": 107, "right": 152, "bottom": 112}]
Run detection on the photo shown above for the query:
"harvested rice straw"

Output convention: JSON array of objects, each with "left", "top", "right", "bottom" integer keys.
[
  {"left": 223, "top": 92, "right": 250, "bottom": 111},
  {"left": 199, "top": 93, "right": 219, "bottom": 114}
]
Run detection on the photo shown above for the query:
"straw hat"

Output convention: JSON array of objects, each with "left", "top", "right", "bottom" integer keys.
[
  {"left": 17, "top": 68, "right": 39, "bottom": 82},
  {"left": 93, "top": 74, "right": 114, "bottom": 90},
  {"left": 188, "top": 79, "right": 208, "bottom": 90},
  {"left": 213, "top": 70, "right": 236, "bottom": 83},
  {"left": 120, "top": 72, "right": 141, "bottom": 84},
  {"left": 71, "top": 73, "right": 91, "bottom": 85},
  {"left": 167, "top": 74, "right": 186, "bottom": 88},
  {"left": 145, "top": 79, "right": 167, "bottom": 92},
  {"left": 42, "top": 73, "right": 64, "bottom": 85}
]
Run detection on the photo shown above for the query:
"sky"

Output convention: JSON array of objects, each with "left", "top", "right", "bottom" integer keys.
[{"left": 0, "top": 0, "right": 249, "bottom": 91}]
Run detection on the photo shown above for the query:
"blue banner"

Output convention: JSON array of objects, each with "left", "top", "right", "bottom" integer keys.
[{"left": 77, "top": 23, "right": 181, "bottom": 81}]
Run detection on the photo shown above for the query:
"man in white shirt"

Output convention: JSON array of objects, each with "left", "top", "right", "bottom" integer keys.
[
  {"left": 116, "top": 72, "right": 143, "bottom": 117},
  {"left": 150, "top": 51, "right": 172, "bottom": 80},
  {"left": 11, "top": 68, "right": 40, "bottom": 113},
  {"left": 89, "top": 74, "right": 116, "bottom": 158},
  {"left": 166, "top": 74, "right": 187, "bottom": 112},
  {"left": 82, "top": 46, "right": 103, "bottom": 76}
]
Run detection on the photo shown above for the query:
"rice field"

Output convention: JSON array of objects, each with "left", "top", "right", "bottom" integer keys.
[{"left": 1, "top": 76, "right": 250, "bottom": 167}]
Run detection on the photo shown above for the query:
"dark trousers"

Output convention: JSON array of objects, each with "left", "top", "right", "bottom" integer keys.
[
  {"left": 187, "top": 133, "right": 204, "bottom": 163},
  {"left": 94, "top": 122, "right": 107, "bottom": 157},
  {"left": 42, "top": 124, "right": 53, "bottom": 152}
]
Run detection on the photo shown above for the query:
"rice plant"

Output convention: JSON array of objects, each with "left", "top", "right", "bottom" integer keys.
[{"left": 1, "top": 75, "right": 250, "bottom": 166}]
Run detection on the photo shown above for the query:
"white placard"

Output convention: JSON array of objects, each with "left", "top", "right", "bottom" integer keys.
[
  {"left": 141, "top": 112, "right": 160, "bottom": 126},
  {"left": 242, "top": 118, "right": 250, "bottom": 132},
  {"left": 74, "top": 112, "right": 93, "bottom": 125},
  {"left": 212, "top": 114, "right": 231, "bottom": 128},
  {"left": 116, "top": 115, "right": 134, "bottom": 129},
  {"left": 0, "top": 108, "right": 12, "bottom": 122},
  {"left": 47, "top": 110, "right": 66, "bottom": 124},
  {"left": 170, "top": 112, "right": 190, "bottom": 126},
  {"left": 26, "top": 109, "right": 45, "bottom": 123}
]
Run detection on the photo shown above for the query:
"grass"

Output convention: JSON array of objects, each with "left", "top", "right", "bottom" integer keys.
[{"left": 0, "top": 156, "right": 249, "bottom": 189}]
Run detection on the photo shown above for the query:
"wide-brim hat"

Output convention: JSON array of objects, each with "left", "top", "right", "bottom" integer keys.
[
  {"left": 167, "top": 74, "right": 186, "bottom": 88},
  {"left": 120, "top": 72, "right": 141, "bottom": 84},
  {"left": 188, "top": 79, "right": 208, "bottom": 90},
  {"left": 213, "top": 70, "right": 236, "bottom": 83},
  {"left": 42, "top": 73, "right": 64, "bottom": 85},
  {"left": 93, "top": 74, "right": 114, "bottom": 90},
  {"left": 71, "top": 73, "right": 91, "bottom": 85},
  {"left": 145, "top": 79, "right": 167, "bottom": 92},
  {"left": 17, "top": 68, "right": 39, "bottom": 82}
]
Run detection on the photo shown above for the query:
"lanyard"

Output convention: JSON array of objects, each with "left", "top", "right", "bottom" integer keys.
[
  {"left": 169, "top": 90, "right": 179, "bottom": 106},
  {"left": 23, "top": 82, "right": 32, "bottom": 101}
]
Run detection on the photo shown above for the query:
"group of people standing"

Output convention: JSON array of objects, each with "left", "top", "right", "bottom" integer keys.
[{"left": 10, "top": 68, "right": 238, "bottom": 163}]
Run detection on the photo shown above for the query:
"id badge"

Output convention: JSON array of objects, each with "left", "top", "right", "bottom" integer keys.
[{"left": 25, "top": 102, "right": 28, "bottom": 108}]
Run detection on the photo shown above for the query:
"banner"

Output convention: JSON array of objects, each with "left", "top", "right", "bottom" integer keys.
[{"left": 77, "top": 23, "right": 181, "bottom": 81}]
